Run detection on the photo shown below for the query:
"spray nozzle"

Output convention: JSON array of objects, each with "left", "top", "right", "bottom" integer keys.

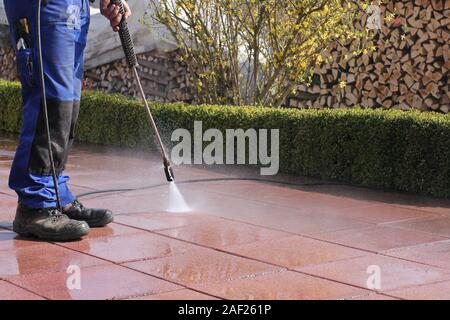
[
  {"left": 164, "top": 165, "right": 175, "bottom": 182},
  {"left": 163, "top": 158, "right": 175, "bottom": 182}
]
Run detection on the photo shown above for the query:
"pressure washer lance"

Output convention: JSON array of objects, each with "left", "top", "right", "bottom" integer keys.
[{"left": 111, "top": 0, "right": 174, "bottom": 182}]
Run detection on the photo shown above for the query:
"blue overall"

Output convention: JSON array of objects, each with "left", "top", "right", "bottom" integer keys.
[{"left": 4, "top": 0, "right": 90, "bottom": 209}]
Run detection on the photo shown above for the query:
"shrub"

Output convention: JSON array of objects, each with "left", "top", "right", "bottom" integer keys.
[
  {"left": 151, "top": 0, "right": 373, "bottom": 106},
  {"left": 1, "top": 80, "right": 449, "bottom": 198},
  {"left": 0, "top": 80, "right": 22, "bottom": 133}
]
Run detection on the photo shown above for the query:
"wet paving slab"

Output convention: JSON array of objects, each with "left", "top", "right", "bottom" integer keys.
[
  {"left": 125, "top": 289, "right": 219, "bottom": 300},
  {"left": 382, "top": 240, "right": 450, "bottom": 270},
  {"left": 190, "top": 270, "right": 371, "bottom": 300},
  {"left": 386, "top": 280, "right": 450, "bottom": 300},
  {"left": 124, "top": 247, "right": 285, "bottom": 287},
  {"left": 6, "top": 264, "right": 183, "bottom": 300},
  {"left": 1, "top": 135, "right": 450, "bottom": 300},
  {"left": 0, "top": 280, "right": 45, "bottom": 300},
  {"left": 297, "top": 254, "right": 450, "bottom": 293}
]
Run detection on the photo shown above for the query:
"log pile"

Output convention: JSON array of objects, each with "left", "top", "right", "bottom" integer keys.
[
  {"left": 289, "top": 0, "right": 450, "bottom": 113},
  {"left": 0, "top": 0, "right": 447, "bottom": 111},
  {"left": 0, "top": 45, "right": 192, "bottom": 103},
  {"left": 84, "top": 49, "right": 192, "bottom": 103},
  {"left": 0, "top": 47, "right": 17, "bottom": 82}
]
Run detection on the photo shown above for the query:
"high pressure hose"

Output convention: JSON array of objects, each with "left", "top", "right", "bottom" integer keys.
[
  {"left": 36, "top": 0, "right": 62, "bottom": 211},
  {"left": 76, "top": 178, "right": 339, "bottom": 199},
  {"left": 111, "top": 0, "right": 175, "bottom": 182}
]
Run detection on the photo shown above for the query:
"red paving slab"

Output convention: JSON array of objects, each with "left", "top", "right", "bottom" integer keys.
[
  {"left": 126, "top": 289, "right": 219, "bottom": 300},
  {"left": 79, "top": 193, "right": 167, "bottom": 215},
  {"left": 390, "top": 202, "right": 450, "bottom": 216},
  {"left": 345, "top": 293, "right": 399, "bottom": 300},
  {"left": 176, "top": 189, "right": 309, "bottom": 221},
  {"left": 0, "top": 280, "right": 44, "bottom": 300},
  {"left": 0, "top": 194, "right": 16, "bottom": 225},
  {"left": 201, "top": 181, "right": 375, "bottom": 212},
  {"left": 0, "top": 174, "right": 14, "bottom": 197},
  {"left": 314, "top": 204, "right": 438, "bottom": 224},
  {"left": 273, "top": 215, "right": 370, "bottom": 236},
  {"left": 298, "top": 254, "right": 450, "bottom": 292},
  {"left": 157, "top": 219, "right": 292, "bottom": 249},
  {"left": 176, "top": 191, "right": 372, "bottom": 236},
  {"left": 6, "top": 264, "right": 182, "bottom": 300},
  {"left": 191, "top": 271, "right": 370, "bottom": 300},
  {"left": 1, "top": 138, "right": 449, "bottom": 300},
  {"left": 114, "top": 212, "right": 223, "bottom": 232},
  {"left": 316, "top": 225, "right": 445, "bottom": 252},
  {"left": 301, "top": 184, "right": 450, "bottom": 216},
  {"left": 262, "top": 212, "right": 371, "bottom": 236},
  {"left": 125, "top": 247, "right": 284, "bottom": 286},
  {"left": 222, "top": 236, "right": 368, "bottom": 269},
  {"left": 0, "top": 243, "right": 107, "bottom": 277},
  {"left": 382, "top": 240, "right": 450, "bottom": 270},
  {"left": 387, "top": 280, "right": 450, "bottom": 300},
  {"left": 61, "top": 232, "right": 199, "bottom": 263},
  {"left": 178, "top": 184, "right": 378, "bottom": 226},
  {"left": 82, "top": 222, "right": 144, "bottom": 239},
  {"left": 0, "top": 229, "right": 45, "bottom": 251},
  {"left": 384, "top": 216, "right": 450, "bottom": 237}
]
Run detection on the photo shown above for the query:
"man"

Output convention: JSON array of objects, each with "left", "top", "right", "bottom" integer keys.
[{"left": 4, "top": 0, "right": 131, "bottom": 241}]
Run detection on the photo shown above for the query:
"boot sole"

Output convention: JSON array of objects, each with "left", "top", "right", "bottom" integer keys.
[{"left": 13, "top": 223, "right": 90, "bottom": 242}]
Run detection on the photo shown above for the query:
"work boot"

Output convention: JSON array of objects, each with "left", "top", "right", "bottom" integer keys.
[
  {"left": 64, "top": 200, "right": 113, "bottom": 228},
  {"left": 13, "top": 204, "right": 90, "bottom": 241}
]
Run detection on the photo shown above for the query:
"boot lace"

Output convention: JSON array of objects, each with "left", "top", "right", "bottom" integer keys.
[
  {"left": 48, "top": 209, "right": 64, "bottom": 223},
  {"left": 72, "top": 200, "right": 85, "bottom": 211}
]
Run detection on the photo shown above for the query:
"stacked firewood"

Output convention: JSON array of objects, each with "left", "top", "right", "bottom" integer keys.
[
  {"left": 84, "top": 49, "right": 192, "bottom": 103},
  {"left": 1, "top": 1, "right": 448, "bottom": 111},
  {"left": 290, "top": 0, "right": 450, "bottom": 113},
  {"left": 0, "top": 47, "right": 17, "bottom": 81},
  {"left": 0, "top": 45, "right": 192, "bottom": 103}
]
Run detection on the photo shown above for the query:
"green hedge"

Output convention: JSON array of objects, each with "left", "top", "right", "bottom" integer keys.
[{"left": 1, "top": 79, "right": 450, "bottom": 198}]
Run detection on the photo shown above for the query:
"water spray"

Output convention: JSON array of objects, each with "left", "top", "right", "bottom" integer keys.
[{"left": 111, "top": 0, "right": 175, "bottom": 183}]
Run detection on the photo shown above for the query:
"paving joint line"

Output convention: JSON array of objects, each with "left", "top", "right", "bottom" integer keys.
[
  {"left": 113, "top": 221, "right": 381, "bottom": 297},
  {"left": 1, "top": 213, "right": 447, "bottom": 299},
  {"left": 114, "top": 211, "right": 378, "bottom": 249},
  {"left": 114, "top": 219, "right": 450, "bottom": 297},
  {"left": 0, "top": 278, "right": 49, "bottom": 300},
  {"left": 383, "top": 277, "right": 450, "bottom": 299},
  {"left": 50, "top": 241, "right": 226, "bottom": 300},
  {"left": 193, "top": 187, "right": 381, "bottom": 219},
  {"left": 0, "top": 192, "right": 15, "bottom": 198},
  {"left": 199, "top": 213, "right": 450, "bottom": 270},
  {"left": 388, "top": 203, "right": 450, "bottom": 217},
  {"left": 376, "top": 223, "right": 450, "bottom": 240},
  {"left": 118, "top": 288, "right": 213, "bottom": 301},
  {"left": 0, "top": 221, "right": 212, "bottom": 299}
]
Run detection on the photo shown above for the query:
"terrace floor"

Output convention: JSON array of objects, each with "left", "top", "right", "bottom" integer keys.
[{"left": 1, "top": 134, "right": 450, "bottom": 300}]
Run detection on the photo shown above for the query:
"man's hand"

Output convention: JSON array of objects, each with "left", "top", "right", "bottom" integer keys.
[{"left": 100, "top": 0, "right": 132, "bottom": 32}]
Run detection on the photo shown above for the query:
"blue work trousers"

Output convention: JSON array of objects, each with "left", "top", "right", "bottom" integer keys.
[{"left": 4, "top": 0, "right": 90, "bottom": 209}]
